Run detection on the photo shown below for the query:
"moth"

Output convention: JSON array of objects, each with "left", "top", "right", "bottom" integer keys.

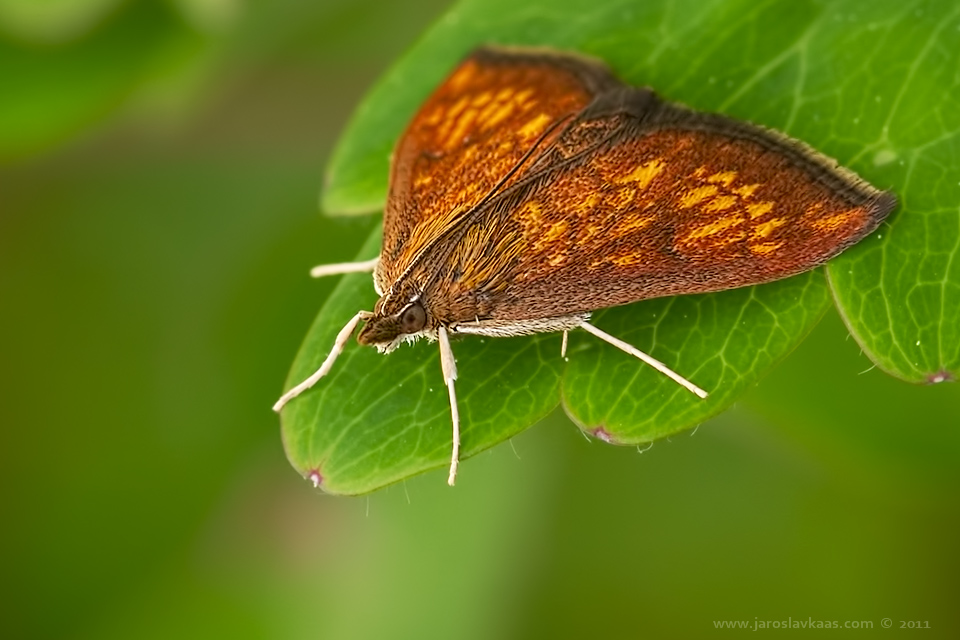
[{"left": 274, "top": 46, "right": 896, "bottom": 486}]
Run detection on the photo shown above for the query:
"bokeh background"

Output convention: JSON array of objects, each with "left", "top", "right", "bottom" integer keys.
[{"left": 2, "top": 1, "right": 958, "bottom": 638}]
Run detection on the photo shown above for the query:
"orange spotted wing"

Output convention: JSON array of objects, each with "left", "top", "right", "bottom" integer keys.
[
  {"left": 396, "top": 61, "right": 895, "bottom": 323},
  {"left": 378, "top": 47, "right": 620, "bottom": 290}
]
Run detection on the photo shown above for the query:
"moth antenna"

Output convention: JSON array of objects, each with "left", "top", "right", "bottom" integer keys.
[
  {"left": 273, "top": 310, "right": 372, "bottom": 412},
  {"left": 437, "top": 325, "right": 460, "bottom": 486},
  {"left": 579, "top": 321, "right": 708, "bottom": 399},
  {"left": 309, "top": 256, "right": 380, "bottom": 278},
  {"left": 561, "top": 330, "right": 569, "bottom": 358}
]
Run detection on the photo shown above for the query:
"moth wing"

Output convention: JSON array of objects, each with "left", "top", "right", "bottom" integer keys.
[
  {"left": 378, "top": 47, "right": 620, "bottom": 290},
  {"left": 439, "top": 89, "right": 896, "bottom": 321}
]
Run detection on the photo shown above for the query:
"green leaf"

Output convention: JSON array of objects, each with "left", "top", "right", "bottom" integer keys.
[
  {"left": 282, "top": 0, "right": 959, "bottom": 493},
  {"left": 562, "top": 273, "right": 828, "bottom": 441},
  {"left": 825, "top": 6, "right": 960, "bottom": 383}
]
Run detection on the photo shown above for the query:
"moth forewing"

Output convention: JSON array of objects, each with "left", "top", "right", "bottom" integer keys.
[{"left": 277, "top": 45, "right": 895, "bottom": 491}]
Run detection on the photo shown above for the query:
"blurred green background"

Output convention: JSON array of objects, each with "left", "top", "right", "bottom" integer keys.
[{"left": 1, "top": 1, "right": 958, "bottom": 638}]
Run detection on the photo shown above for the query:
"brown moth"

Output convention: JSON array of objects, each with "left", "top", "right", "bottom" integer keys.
[{"left": 274, "top": 46, "right": 896, "bottom": 486}]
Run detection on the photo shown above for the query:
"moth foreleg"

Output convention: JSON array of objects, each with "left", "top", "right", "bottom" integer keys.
[
  {"left": 579, "top": 321, "right": 708, "bottom": 399},
  {"left": 309, "top": 256, "right": 379, "bottom": 278},
  {"left": 437, "top": 325, "right": 460, "bottom": 486},
  {"left": 273, "top": 310, "right": 372, "bottom": 412}
]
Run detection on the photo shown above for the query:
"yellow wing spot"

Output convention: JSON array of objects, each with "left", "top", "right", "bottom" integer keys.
[
  {"left": 447, "top": 63, "right": 476, "bottom": 91},
  {"left": 604, "top": 187, "right": 636, "bottom": 211},
  {"left": 519, "top": 200, "right": 542, "bottom": 218},
  {"left": 533, "top": 220, "right": 569, "bottom": 252},
  {"left": 810, "top": 209, "right": 861, "bottom": 232},
  {"left": 576, "top": 222, "right": 601, "bottom": 245},
  {"left": 423, "top": 107, "right": 445, "bottom": 126},
  {"left": 720, "top": 229, "right": 748, "bottom": 246},
  {"left": 451, "top": 182, "right": 480, "bottom": 207},
  {"left": 514, "top": 88, "right": 534, "bottom": 106},
  {"left": 611, "top": 253, "right": 644, "bottom": 267},
  {"left": 477, "top": 95, "right": 507, "bottom": 125},
  {"left": 751, "top": 217, "right": 786, "bottom": 239},
  {"left": 684, "top": 215, "right": 743, "bottom": 241},
  {"left": 494, "top": 87, "right": 514, "bottom": 101},
  {"left": 706, "top": 170, "right": 738, "bottom": 186},
  {"left": 746, "top": 201, "right": 774, "bottom": 219},
  {"left": 447, "top": 95, "right": 471, "bottom": 121},
  {"left": 471, "top": 91, "right": 493, "bottom": 108},
  {"left": 413, "top": 173, "right": 433, "bottom": 188},
  {"left": 517, "top": 113, "right": 552, "bottom": 139},
  {"left": 481, "top": 102, "right": 515, "bottom": 130},
  {"left": 616, "top": 213, "right": 655, "bottom": 234},
  {"left": 444, "top": 108, "right": 479, "bottom": 149},
  {"left": 680, "top": 184, "right": 719, "bottom": 208},
  {"left": 703, "top": 194, "right": 739, "bottom": 213},
  {"left": 436, "top": 96, "right": 470, "bottom": 140},
  {"left": 569, "top": 193, "right": 600, "bottom": 218},
  {"left": 517, "top": 201, "right": 544, "bottom": 237},
  {"left": 734, "top": 183, "right": 760, "bottom": 198},
  {"left": 750, "top": 241, "right": 784, "bottom": 255},
  {"left": 615, "top": 158, "right": 664, "bottom": 190}
]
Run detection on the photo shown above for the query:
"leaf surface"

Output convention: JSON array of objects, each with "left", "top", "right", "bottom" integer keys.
[{"left": 282, "top": 0, "right": 959, "bottom": 493}]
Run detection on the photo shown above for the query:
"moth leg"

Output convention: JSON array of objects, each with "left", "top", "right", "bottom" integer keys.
[
  {"left": 579, "top": 321, "right": 708, "bottom": 399},
  {"left": 437, "top": 325, "right": 460, "bottom": 486},
  {"left": 273, "top": 310, "right": 372, "bottom": 412},
  {"left": 309, "top": 256, "right": 379, "bottom": 278},
  {"left": 561, "top": 330, "right": 569, "bottom": 358}
]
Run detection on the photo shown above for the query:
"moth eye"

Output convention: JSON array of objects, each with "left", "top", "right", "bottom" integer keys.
[{"left": 400, "top": 302, "right": 426, "bottom": 333}]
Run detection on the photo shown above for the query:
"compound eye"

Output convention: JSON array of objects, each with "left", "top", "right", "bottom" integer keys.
[{"left": 400, "top": 302, "right": 426, "bottom": 333}]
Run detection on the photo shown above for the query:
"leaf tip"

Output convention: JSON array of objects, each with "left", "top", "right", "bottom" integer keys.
[
  {"left": 927, "top": 370, "right": 955, "bottom": 385},
  {"left": 306, "top": 468, "right": 323, "bottom": 489},
  {"left": 591, "top": 426, "right": 620, "bottom": 444}
]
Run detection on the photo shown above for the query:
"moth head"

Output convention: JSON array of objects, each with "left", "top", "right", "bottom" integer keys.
[{"left": 357, "top": 297, "right": 430, "bottom": 353}]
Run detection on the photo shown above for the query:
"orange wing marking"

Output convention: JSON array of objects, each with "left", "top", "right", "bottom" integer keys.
[
  {"left": 615, "top": 158, "right": 665, "bottom": 189},
  {"left": 683, "top": 215, "right": 744, "bottom": 242},
  {"left": 703, "top": 195, "right": 739, "bottom": 213},
  {"left": 447, "top": 61, "right": 477, "bottom": 91},
  {"left": 616, "top": 213, "right": 656, "bottom": 234},
  {"left": 604, "top": 187, "right": 635, "bottom": 211},
  {"left": 746, "top": 201, "right": 774, "bottom": 219},
  {"left": 518, "top": 113, "right": 553, "bottom": 139},
  {"left": 750, "top": 241, "right": 784, "bottom": 255},
  {"left": 809, "top": 209, "right": 862, "bottom": 232},
  {"left": 706, "top": 170, "right": 738, "bottom": 186},
  {"left": 751, "top": 217, "right": 786, "bottom": 240},
  {"left": 533, "top": 220, "right": 570, "bottom": 255},
  {"left": 445, "top": 107, "right": 479, "bottom": 149},
  {"left": 734, "top": 183, "right": 760, "bottom": 198},
  {"left": 610, "top": 252, "right": 645, "bottom": 267},
  {"left": 471, "top": 90, "right": 493, "bottom": 108},
  {"left": 680, "top": 185, "right": 719, "bottom": 208}
]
